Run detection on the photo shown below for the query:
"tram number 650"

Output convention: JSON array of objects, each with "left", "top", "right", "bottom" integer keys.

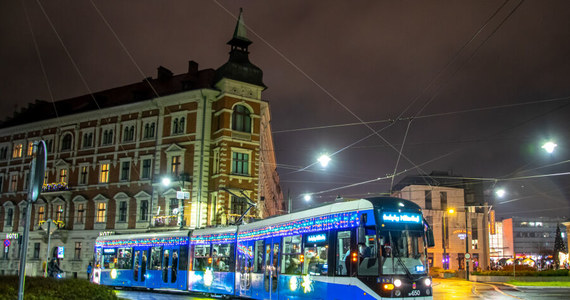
[{"left": 408, "top": 290, "right": 420, "bottom": 296}]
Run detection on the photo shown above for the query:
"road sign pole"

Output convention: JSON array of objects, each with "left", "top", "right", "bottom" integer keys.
[
  {"left": 17, "top": 141, "right": 46, "bottom": 300},
  {"left": 44, "top": 220, "right": 52, "bottom": 278}
]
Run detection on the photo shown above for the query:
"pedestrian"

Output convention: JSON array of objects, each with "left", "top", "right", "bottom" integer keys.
[{"left": 87, "top": 262, "right": 92, "bottom": 280}]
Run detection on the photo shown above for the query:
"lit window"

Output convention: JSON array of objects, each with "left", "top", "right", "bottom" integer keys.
[
  {"left": 55, "top": 204, "right": 64, "bottom": 222},
  {"left": 59, "top": 169, "right": 68, "bottom": 184},
  {"left": 96, "top": 202, "right": 107, "bottom": 223},
  {"left": 12, "top": 143, "right": 23, "bottom": 158},
  {"left": 37, "top": 206, "right": 45, "bottom": 224},
  {"left": 171, "top": 156, "right": 181, "bottom": 175},
  {"left": 99, "top": 163, "right": 110, "bottom": 183},
  {"left": 27, "top": 142, "right": 34, "bottom": 156}
]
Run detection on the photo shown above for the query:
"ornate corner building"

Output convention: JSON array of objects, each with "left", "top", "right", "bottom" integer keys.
[{"left": 0, "top": 11, "right": 283, "bottom": 278}]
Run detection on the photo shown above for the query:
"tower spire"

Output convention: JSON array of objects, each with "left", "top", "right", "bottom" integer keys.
[{"left": 228, "top": 8, "right": 252, "bottom": 51}]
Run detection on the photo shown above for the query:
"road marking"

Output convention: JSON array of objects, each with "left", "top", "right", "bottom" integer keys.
[{"left": 480, "top": 282, "right": 523, "bottom": 300}]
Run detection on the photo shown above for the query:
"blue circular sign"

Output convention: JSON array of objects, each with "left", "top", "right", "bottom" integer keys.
[{"left": 3, "top": 239, "right": 10, "bottom": 247}]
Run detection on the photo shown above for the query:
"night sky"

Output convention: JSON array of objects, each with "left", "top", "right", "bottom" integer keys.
[{"left": 1, "top": 1, "right": 569, "bottom": 219}]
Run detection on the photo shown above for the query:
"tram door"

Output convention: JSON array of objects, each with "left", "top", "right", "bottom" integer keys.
[
  {"left": 263, "top": 237, "right": 280, "bottom": 299},
  {"left": 133, "top": 250, "right": 141, "bottom": 283}
]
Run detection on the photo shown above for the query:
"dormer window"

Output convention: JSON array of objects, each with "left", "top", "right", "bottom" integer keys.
[{"left": 232, "top": 105, "right": 251, "bottom": 133}]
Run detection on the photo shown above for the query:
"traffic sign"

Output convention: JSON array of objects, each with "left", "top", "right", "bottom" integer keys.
[
  {"left": 4, "top": 239, "right": 10, "bottom": 247},
  {"left": 465, "top": 253, "right": 471, "bottom": 259}
]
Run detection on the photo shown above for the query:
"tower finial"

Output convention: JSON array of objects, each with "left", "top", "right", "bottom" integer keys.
[{"left": 231, "top": 8, "right": 250, "bottom": 44}]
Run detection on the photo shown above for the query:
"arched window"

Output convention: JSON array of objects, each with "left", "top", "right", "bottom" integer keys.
[
  {"left": 232, "top": 105, "right": 251, "bottom": 133},
  {"left": 61, "top": 134, "right": 72, "bottom": 151}
]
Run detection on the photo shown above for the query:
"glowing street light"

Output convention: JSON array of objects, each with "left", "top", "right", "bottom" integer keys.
[
  {"left": 541, "top": 141, "right": 557, "bottom": 154},
  {"left": 317, "top": 154, "right": 331, "bottom": 168},
  {"left": 447, "top": 208, "right": 455, "bottom": 214},
  {"left": 161, "top": 177, "right": 171, "bottom": 187},
  {"left": 304, "top": 194, "right": 312, "bottom": 202},
  {"left": 495, "top": 189, "right": 506, "bottom": 198}
]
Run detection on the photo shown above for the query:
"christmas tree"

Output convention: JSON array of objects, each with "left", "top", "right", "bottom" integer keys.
[{"left": 553, "top": 224, "right": 567, "bottom": 268}]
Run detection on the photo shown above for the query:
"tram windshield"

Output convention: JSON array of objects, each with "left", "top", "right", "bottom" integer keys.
[{"left": 379, "top": 230, "right": 427, "bottom": 276}]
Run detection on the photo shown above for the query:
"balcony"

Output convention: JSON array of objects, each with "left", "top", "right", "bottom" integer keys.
[{"left": 42, "top": 182, "right": 71, "bottom": 193}]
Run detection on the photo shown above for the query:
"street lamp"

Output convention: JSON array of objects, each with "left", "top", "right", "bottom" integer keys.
[
  {"left": 317, "top": 154, "right": 331, "bottom": 168},
  {"left": 304, "top": 194, "right": 312, "bottom": 202},
  {"left": 541, "top": 141, "right": 557, "bottom": 154},
  {"left": 495, "top": 189, "right": 506, "bottom": 198}
]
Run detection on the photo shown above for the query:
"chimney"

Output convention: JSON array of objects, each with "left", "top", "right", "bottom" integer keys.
[
  {"left": 157, "top": 66, "right": 173, "bottom": 81},
  {"left": 188, "top": 61, "right": 198, "bottom": 75}
]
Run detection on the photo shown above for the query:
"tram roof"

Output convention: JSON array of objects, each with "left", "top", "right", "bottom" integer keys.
[
  {"left": 95, "top": 230, "right": 189, "bottom": 241},
  {"left": 190, "top": 225, "right": 238, "bottom": 237},
  {"left": 238, "top": 197, "right": 421, "bottom": 233}
]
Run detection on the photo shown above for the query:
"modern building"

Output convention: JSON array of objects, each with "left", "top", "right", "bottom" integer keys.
[
  {"left": 0, "top": 11, "right": 283, "bottom": 278},
  {"left": 489, "top": 221, "right": 505, "bottom": 261},
  {"left": 502, "top": 217, "right": 567, "bottom": 262},
  {"left": 393, "top": 184, "right": 490, "bottom": 271}
]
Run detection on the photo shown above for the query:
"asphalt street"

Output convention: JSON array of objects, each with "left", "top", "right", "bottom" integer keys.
[{"left": 115, "top": 279, "right": 570, "bottom": 299}]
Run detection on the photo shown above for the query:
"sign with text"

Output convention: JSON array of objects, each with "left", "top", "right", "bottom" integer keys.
[
  {"left": 6, "top": 233, "right": 19, "bottom": 240},
  {"left": 382, "top": 212, "right": 422, "bottom": 224},
  {"left": 177, "top": 191, "right": 190, "bottom": 200},
  {"left": 307, "top": 233, "right": 327, "bottom": 243},
  {"left": 57, "top": 247, "right": 64, "bottom": 258}
]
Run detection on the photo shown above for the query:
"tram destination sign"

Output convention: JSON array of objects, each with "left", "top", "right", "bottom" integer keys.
[{"left": 382, "top": 212, "right": 422, "bottom": 224}]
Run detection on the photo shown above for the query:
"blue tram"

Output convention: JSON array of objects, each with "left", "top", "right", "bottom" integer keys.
[{"left": 94, "top": 197, "right": 435, "bottom": 299}]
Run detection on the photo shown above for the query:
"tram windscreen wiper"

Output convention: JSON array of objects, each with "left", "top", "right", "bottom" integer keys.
[{"left": 389, "top": 231, "right": 413, "bottom": 280}]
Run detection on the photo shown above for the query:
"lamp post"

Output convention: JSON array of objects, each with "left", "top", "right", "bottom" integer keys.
[
  {"left": 162, "top": 174, "right": 190, "bottom": 229},
  {"left": 465, "top": 207, "right": 470, "bottom": 281},
  {"left": 442, "top": 208, "right": 455, "bottom": 270}
]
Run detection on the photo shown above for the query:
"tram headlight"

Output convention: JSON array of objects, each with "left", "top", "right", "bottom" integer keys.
[
  {"left": 424, "top": 278, "right": 431, "bottom": 286},
  {"left": 393, "top": 279, "right": 402, "bottom": 287},
  {"left": 110, "top": 269, "right": 117, "bottom": 279}
]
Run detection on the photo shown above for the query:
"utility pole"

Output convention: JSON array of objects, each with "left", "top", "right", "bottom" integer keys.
[{"left": 465, "top": 207, "right": 470, "bottom": 281}]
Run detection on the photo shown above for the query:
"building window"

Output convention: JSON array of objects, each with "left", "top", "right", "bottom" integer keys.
[
  {"left": 118, "top": 201, "right": 128, "bottom": 222},
  {"left": 425, "top": 190, "right": 432, "bottom": 209},
  {"left": 10, "top": 174, "right": 18, "bottom": 192},
  {"left": 6, "top": 208, "right": 13, "bottom": 226},
  {"left": 171, "top": 156, "right": 181, "bottom": 175},
  {"left": 75, "top": 203, "right": 85, "bottom": 224},
  {"left": 45, "top": 139, "right": 53, "bottom": 153},
  {"left": 232, "top": 152, "right": 249, "bottom": 175},
  {"left": 213, "top": 149, "right": 220, "bottom": 174},
  {"left": 27, "top": 142, "right": 34, "bottom": 156},
  {"left": 55, "top": 204, "right": 64, "bottom": 223},
  {"left": 61, "top": 134, "right": 72, "bottom": 151},
  {"left": 99, "top": 163, "right": 110, "bottom": 183},
  {"left": 96, "top": 202, "right": 106, "bottom": 223},
  {"left": 230, "top": 196, "right": 247, "bottom": 216},
  {"left": 0, "top": 146, "right": 8, "bottom": 160},
  {"left": 0, "top": 175, "right": 3, "bottom": 192},
  {"left": 59, "top": 169, "right": 68, "bottom": 184},
  {"left": 172, "top": 117, "right": 185, "bottom": 134},
  {"left": 232, "top": 105, "right": 251, "bottom": 133},
  {"left": 12, "top": 143, "right": 23, "bottom": 158},
  {"left": 440, "top": 191, "right": 447, "bottom": 211},
  {"left": 120, "top": 161, "right": 130, "bottom": 181},
  {"left": 102, "top": 129, "right": 114, "bottom": 145},
  {"left": 37, "top": 206, "right": 45, "bottom": 224},
  {"left": 33, "top": 243, "right": 40, "bottom": 259},
  {"left": 74, "top": 242, "right": 82, "bottom": 260},
  {"left": 79, "top": 166, "right": 88, "bottom": 185},
  {"left": 82, "top": 133, "right": 93, "bottom": 148},
  {"left": 140, "top": 200, "right": 148, "bottom": 221},
  {"left": 123, "top": 125, "right": 135, "bottom": 142},
  {"left": 169, "top": 198, "right": 178, "bottom": 216},
  {"left": 143, "top": 122, "right": 156, "bottom": 139},
  {"left": 142, "top": 159, "right": 152, "bottom": 179}
]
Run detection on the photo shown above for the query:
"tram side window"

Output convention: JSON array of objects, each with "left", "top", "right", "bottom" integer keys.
[
  {"left": 281, "top": 235, "right": 302, "bottom": 275},
  {"left": 179, "top": 246, "right": 189, "bottom": 271},
  {"left": 193, "top": 245, "right": 210, "bottom": 271},
  {"left": 117, "top": 248, "right": 133, "bottom": 269},
  {"left": 336, "top": 230, "right": 352, "bottom": 276},
  {"left": 150, "top": 247, "right": 162, "bottom": 270},
  {"left": 253, "top": 240, "right": 264, "bottom": 273},
  {"left": 304, "top": 233, "right": 329, "bottom": 276},
  {"left": 212, "top": 243, "right": 234, "bottom": 272},
  {"left": 358, "top": 229, "right": 379, "bottom": 276}
]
